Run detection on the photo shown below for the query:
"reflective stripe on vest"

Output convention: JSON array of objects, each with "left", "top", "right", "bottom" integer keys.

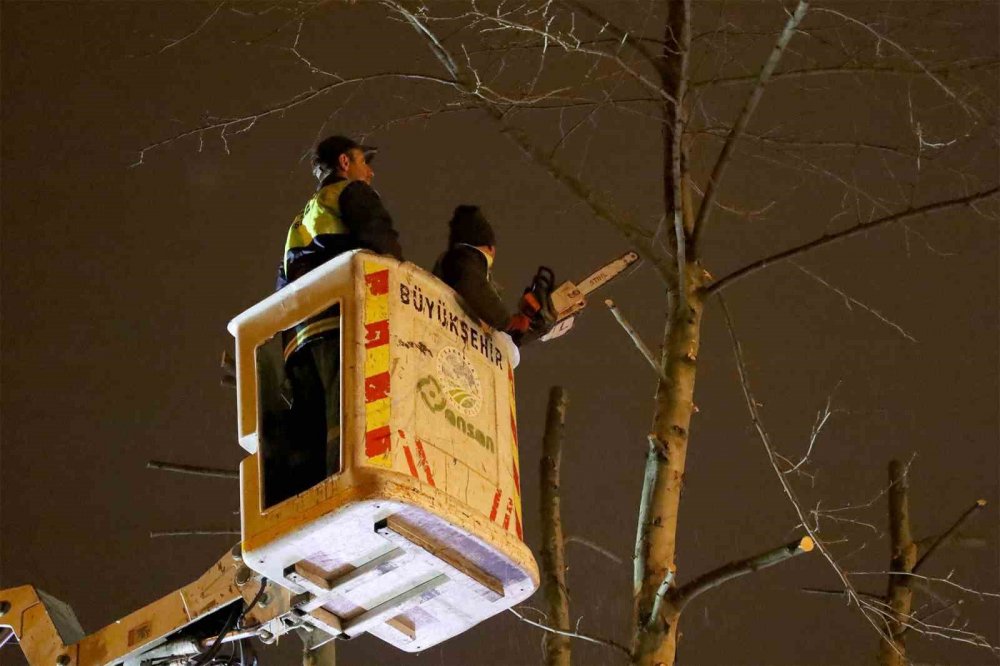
[
  {"left": 283, "top": 317, "right": 340, "bottom": 361},
  {"left": 283, "top": 180, "right": 351, "bottom": 275}
]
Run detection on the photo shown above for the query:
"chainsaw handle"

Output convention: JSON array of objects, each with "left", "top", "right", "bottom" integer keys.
[{"left": 532, "top": 266, "right": 555, "bottom": 291}]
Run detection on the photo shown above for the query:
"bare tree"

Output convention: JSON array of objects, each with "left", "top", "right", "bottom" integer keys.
[{"left": 135, "top": 1, "right": 998, "bottom": 664}]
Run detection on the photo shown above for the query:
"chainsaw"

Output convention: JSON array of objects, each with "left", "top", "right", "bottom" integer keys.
[{"left": 517, "top": 251, "right": 639, "bottom": 342}]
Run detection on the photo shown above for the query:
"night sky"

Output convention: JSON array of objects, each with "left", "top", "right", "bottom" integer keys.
[{"left": 2, "top": 2, "right": 997, "bottom": 665}]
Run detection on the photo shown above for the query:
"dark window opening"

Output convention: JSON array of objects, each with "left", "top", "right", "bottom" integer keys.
[{"left": 257, "top": 303, "right": 342, "bottom": 508}]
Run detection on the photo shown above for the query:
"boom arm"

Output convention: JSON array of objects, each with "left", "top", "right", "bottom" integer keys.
[{"left": 0, "top": 547, "right": 286, "bottom": 666}]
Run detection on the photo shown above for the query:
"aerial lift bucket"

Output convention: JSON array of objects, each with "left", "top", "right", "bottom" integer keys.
[{"left": 229, "top": 250, "right": 538, "bottom": 652}]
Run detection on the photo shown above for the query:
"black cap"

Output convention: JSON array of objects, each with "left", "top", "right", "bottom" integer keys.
[
  {"left": 448, "top": 205, "right": 496, "bottom": 247},
  {"left": 313, "top": 135, "right": 377, "bottom": 176}
]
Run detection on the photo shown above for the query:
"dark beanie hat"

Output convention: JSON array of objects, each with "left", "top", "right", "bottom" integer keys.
[{"left": 448, "top": 205, "right": 496, "bottom": 247}]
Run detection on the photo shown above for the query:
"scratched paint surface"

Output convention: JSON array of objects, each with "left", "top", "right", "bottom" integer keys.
[{"left": 360, "top": 256, "right": 523, "bottom": 540}]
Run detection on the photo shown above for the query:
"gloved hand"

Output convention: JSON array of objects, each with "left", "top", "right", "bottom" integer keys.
[
  {"left": 508, "top": 266, "right": 556, "bottom": 345},
  {"left": 529, "top": 291, "right": 556, "bottom": 335}
]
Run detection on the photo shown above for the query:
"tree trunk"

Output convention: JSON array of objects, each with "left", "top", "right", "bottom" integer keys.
[
  {"left": 632, "top": 266, "right": 705, "bottom": 666},
  {"left": 631, "top": 3, "right": 699, "bottom": 660},
  {"left": 540, "top": 387, "right": 572, "bottom": 666},
  {"left": 879, "top": 460, "right": 917, "bottom": 666}
]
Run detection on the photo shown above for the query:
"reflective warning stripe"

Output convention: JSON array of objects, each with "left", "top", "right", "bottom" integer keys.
[
  {"left": 283, "top": 318, "right": 340, "bottom": 361},
  {"left": 363, "top": 261, "right": 392, "bottom": 468},
  {"left": 507, "top": 365, "right": 523, "bottom": 539}
]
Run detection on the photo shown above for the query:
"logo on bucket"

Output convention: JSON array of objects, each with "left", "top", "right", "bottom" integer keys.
[{"left": 436, "top": 346, "right": 483, "bottom": 417}]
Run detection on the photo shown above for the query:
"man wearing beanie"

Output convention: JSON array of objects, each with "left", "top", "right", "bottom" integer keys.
[
  {"left": 433, "top": 205, "right": 554, "bottom": 350},
  {"left": 433, "top": 205, "right": 511, "bottom": 330}
]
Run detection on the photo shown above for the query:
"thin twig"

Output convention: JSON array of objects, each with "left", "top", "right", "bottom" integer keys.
[
  {"left": 159, "top": 2, "right": 225, "bottom": 53},
  {"left": 508, "top": 608, "right": 632, "bottom": 659},
  {"left": 784, "top": 392, "right": 837, "bottom": 474},
  {"left": 813, "top": 7, "right": 980, "bottom": 121},
  {"left": 801, "top": 587, "right": 884, "bottom": 601},
  {"left": 565, "top": 535, "right": 624, "bottom": 565},
  {"left": 556, "top": 0, "right": 666, "bottom": 77},
  {"left": 792, "top": 263, "right": 917, "bottom": 342},
  {"left": 849, "top": 571, "right": 1000, "bottom": 600},
  {"left": 132, "top": 71, "right": 460, "bottom": 166}
]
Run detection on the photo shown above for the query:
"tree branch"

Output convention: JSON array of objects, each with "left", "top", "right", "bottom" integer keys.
[
  {"left": 132, "top": 71, "right": 460, "bottom": 165},
  {"left": 690, "top": 1, "right": 810, "bottom": 254},
  {"left": 672, "top": 537, "right": 814, "bottom": 614},
  {"left": 508, "top": 608, "right": 632, "bottom": 659},
  {"left": 633, "top": 435, "right": 663, "bottom": 601},
  {"left": 705, "top": 187, "right": 999, "bottom": 296},
  {"left": 813, "top": 7, "right": 981, "bottom": 121},
  {"left": 801, "top": 587, "right": 885, "bottom": 601},
  {"left": 150, "top": 529, "right": 240, "bottom": 538},
  {"left": 663, "top": 0, "right": 692, "bottom": 303},
  {"left": 690, "top": 127, "right": 920, "bottom": 160},
  {"left": 159, "top": 2, "right": 225, "bottom": 54},
  {"left": 690, "top": 59, "right": 1000, "bottom": 89},
  {"left": 147, "top": 460, "right": 239, "bottom": 480},
  {"left": 556, "top": 0, "right": 666, "bottom": 78},
  {"left": 791, "top": 263, "right": 917, "bottom": 342},
  {"left": 913, "top": 498, "right": 988, "bottom": 575},
  {"left": 605, "top": 299, "right": 669, "bottom": 384},
  {"left": 718, "top": 293, "right": 895, "bottom": 645}
]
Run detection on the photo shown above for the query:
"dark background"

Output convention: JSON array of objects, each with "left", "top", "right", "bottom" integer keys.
[{"left": 2, "top": 2, "right": 997, "bottom": 665}]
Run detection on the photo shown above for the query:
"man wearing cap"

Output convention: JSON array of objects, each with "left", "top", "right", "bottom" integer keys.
[
  {"left": 280, "top": 135, "right": 402, "bottom": 287},
  {"left": 433, "top": 205, "right": 552, "bottom": 347},
  {"left": 275, "top": 135, "right": 403, "bottom": 492}
]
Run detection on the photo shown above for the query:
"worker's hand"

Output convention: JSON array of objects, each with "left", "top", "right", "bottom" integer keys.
[
  {"left": 518, "top": 290, "right": 542, "bottom": 317},
  {"left": 528, "top": 290, "right": 556, "bottom": 335},
  {"left": 509, "top": 266, "right": 556, "bottom": 346},
  {"left": 508, "top": 312, "right": 532, "bottom": 334}
]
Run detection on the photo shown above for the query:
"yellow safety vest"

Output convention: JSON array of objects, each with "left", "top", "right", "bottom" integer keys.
[
  {"left": 283, "top": 180, "right": 351, "bottom": 277},
  {"left": 281, "top": 180, "right": 351, "bottom": 360}
]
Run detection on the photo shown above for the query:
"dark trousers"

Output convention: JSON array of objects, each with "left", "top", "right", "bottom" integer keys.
[{"left": 285, "top": 338, "right": 341, "bottom": 484}]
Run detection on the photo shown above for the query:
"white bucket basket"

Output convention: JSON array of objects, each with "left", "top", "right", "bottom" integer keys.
[{"left": 228, "top": 250, "right": 538, "bottom": 652}]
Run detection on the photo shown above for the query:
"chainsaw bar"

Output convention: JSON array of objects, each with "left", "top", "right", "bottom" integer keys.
[
  {"left": 541, "top": 250, "right": 640, "bottom": 342},
  {"left": 576, "top": 250, "right": 639, "bottom": 297}
]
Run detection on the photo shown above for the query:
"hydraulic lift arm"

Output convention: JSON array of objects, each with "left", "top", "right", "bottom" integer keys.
[{"left": 0, "top": 548, "right": 286, "bottom": 666}]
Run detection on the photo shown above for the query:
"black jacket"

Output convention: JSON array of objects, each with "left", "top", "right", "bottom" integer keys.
[{"left": 433, "top": 245, "right": 510, "bottom": 330}]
